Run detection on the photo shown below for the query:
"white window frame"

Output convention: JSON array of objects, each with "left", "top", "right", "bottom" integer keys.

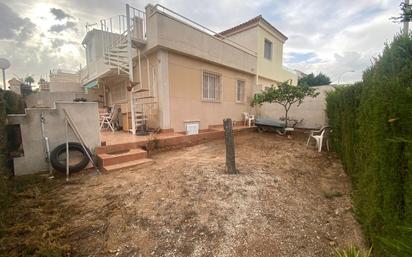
[
  {"left": 264, "top": 38, "right": 272, "bottom": 60},
  {"left": 202, "top": 71, "right": 222, "bottom": 102},
  {"left": 235, "top": 79, "right": 245, "bottom": 103}
]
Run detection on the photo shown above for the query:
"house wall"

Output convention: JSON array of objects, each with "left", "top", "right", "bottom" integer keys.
[
  {"left": 257, "top": 25, "right": 297, "bottom": 85},
  {"left": 257, "top": 76, "right": 278, "bottom": 89},
  {"left": 80, "top": 30, "right": 125, "bottom": 85},
  {"left": 255, "top": 85, "right": 335, "bottom": 129},
  {"left": 100, "top": 76, "right": 131, "bottom": 130},
  {"left": 167, "top": 52, "right": 254, "bottom": 132},
  {"left": 132, "top": 52, "right": 161, "bottom": 129},
  {"left": 145, "top": 8, "right": 257, "bottom": 75},
  {"left": 7, "top": 102, "right": 101, "bottom": 175},
  {"left": 222, "top": 26, "right": 259, "bottom": 53},
  {"left": 25, "top": 91, "right": 102, "bottom": 108},
  {"left": 84, "top": 30, "right": 120, "bottom": 65},
  {"left": 85, "top": 32, "right": 101, "bottom": 64},
  {"left": 105, "top": 79, "right": 129, "bottom": 107},
  {"left": 223, "top": 23, "right": 297, "bottom": 86}
]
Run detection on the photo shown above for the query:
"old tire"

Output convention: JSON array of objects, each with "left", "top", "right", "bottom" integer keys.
[{"left": 50, "top": 142, "right": 90, "bottom": 173}]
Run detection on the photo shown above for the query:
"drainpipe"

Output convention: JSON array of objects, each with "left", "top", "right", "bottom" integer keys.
[
  {"left": 254, "top": 64, "right": 259, "bottom": 117},
  {"left": 40, "top": 113, "right": 53, "bottom": 176},
  {"left": 138, "top": 48, "right": 142, "bottom": 89},
  {"left": 126, "top": 4, "right": 136, "bottom": 135}
]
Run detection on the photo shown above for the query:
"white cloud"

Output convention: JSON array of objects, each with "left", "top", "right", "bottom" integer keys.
[
  {"left": 0, "top": 0, "right": 406, "bottom": 85},
  {"left": 274, "top": 0, "right": 402, "bottom": 83}
]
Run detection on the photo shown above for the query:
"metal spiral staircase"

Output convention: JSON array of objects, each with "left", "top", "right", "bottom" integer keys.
[{"left": 99, "top": 4, "right": 157, "bottom": 135}]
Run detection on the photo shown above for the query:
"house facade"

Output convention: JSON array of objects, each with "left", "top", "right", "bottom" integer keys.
[{"left": 79, "top": 4, "right": 297, "bottom": 134}]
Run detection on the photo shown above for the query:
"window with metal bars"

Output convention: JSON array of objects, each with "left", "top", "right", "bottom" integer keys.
[
  {"left": 202, "top": 72, "right": 221, "bottom": 101},
  {"left": 236, "top": 80, "right": 245, "bottom": 103}
]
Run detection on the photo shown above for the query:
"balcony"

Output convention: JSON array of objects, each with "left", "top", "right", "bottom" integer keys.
[
  {"left": 80, "top": 6, "right": 146, "bottom": 85},
  {"left": 145, "top": 4, "right": 257, "bottom": 74}
]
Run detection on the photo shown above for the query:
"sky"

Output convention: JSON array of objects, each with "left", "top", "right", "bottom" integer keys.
[{"left": 0, "top": 0, "right": 405, "bottom": 87}]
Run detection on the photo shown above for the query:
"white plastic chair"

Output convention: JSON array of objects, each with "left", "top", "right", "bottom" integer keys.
[
  {"left": 243, "top": 112, "right": 255, "bottom": 127},
  {"left": 100, "top": 105, "right": 119, "bottom": 132},
  {"left": 306, "top": 126, "right": 330, "bottom": 152}
]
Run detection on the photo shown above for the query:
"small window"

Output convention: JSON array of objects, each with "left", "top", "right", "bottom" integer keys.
[
  {"left": 264, "top": 39, "right": 272, "bottom": 60},
  {"left": 202, "top": 72, "right": 221, "bottom": 101},
  {"left": 236, "top": 80, "right": 245, "bottom": 103}
]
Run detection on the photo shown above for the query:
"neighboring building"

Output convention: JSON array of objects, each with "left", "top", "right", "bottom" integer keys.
[
  {"left": 8, "top": 78, "right": 22, "bottom": 95},
  {"left": 38, "top": 78, "right": 49, "bottom": 92},
  {"left": 48, "top": 70, "right": 84, "bottom": 93},
  {"left": 294, "top": 70, "right": 307, "bottom": 80},
  {"left": 79, "top": 4, "right": 297, "bottom": 134},
  {"left": 7, "top": 77, "right": 33, "bottom": 96}
]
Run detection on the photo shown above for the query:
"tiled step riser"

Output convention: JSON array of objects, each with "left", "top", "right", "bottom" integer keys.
[
  {"left": 96, "top": 142, "right": 146, "bottom": 154},
  {"left": 99, "top": 151, "right": 147, "bottom": 166},
  {"left": 103, "top": 158, "right": 154, "bottom": 172}
]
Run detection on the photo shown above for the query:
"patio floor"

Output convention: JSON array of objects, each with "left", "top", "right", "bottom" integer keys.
[{"left": 100, "top": 125, "right": 254, "bottom": 146}]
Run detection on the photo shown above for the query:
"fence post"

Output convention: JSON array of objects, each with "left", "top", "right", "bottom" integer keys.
[{"left": 223, "top": 118, "right": 238, "bottom": 174}]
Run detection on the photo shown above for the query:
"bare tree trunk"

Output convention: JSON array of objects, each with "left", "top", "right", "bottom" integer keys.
[
  {"left": 284, "top": 107, "right": 289, "bottom": 128},
  {"left": 223, "top": 118, "right": 238, "bottom": 174}
]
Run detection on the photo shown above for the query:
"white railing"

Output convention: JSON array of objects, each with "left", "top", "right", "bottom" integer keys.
[
  {"left": 79, "top": 58, "right": 109, "bottom": 84},
  {"left": 80, "top": 6, "right": 147, "bottom": 84},
  {"left": 99, "top": 9, "right": 146, "bottom": 56},
  {"left": 129, "top": 5, "right": 147, "bottom": 42},
  {"left": 151, "top": 4, "right": 256, "bottom": 56},
  {"left": 100, "top": 15, "right": 128, "bottom": 61}
]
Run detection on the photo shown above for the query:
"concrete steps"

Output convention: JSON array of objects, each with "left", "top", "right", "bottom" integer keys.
[
  {"left": 96, "top": 146, "right": 153, "bottom": 172},
  {"left": 103, "top": 158, "right": 153, "bottom": 172}
]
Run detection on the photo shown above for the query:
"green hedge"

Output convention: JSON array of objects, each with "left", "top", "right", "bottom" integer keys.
[
  {"left": 0, "top": 90, "right": 7, "bottom": 174},
  {"left": 326, "top": 34, "right": 412, "bottom": 257},
  {"left": 0, "top": 89, "right": 25, "bottom": 231},
  {"left": 0, "top": 89, "right": 25, "bottom": 173}
]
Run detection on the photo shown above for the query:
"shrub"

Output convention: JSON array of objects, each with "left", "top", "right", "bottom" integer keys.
[
  {"left": 335, "top": 245, "right": 372, "bottom": 257},
  {"left": 326, "top": 83, "right": 363, "bottom": 178},
  {"left": 0, "top": 90, "right": 7, "bottom": 174},
  {"left": 326, "top": 34, "right": 412, "bottom": 257},
  {"left": 2, "top": 90, "right": 25, "bottom": 114},
  {"left": 0, "top": 89, "right": 25, "bottom": 227}
]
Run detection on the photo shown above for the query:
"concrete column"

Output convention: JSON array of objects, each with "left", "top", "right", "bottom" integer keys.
[
  {"left": 145, "top": 4, "right": 155, "bottom": 16},
  {"left": 157, "top": 49, "right": 171, "bottom": 129}
]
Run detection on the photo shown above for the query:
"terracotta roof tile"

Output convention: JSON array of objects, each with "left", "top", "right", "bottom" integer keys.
[{"left": 219, "top": 15, "right": 287, "bottom": 41}]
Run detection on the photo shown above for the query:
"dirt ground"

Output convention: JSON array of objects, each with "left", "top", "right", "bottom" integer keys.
[{"left": 1, "top": 132, "right": 364, "bottom": 257}]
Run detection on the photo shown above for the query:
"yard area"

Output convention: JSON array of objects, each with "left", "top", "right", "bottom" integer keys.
[{"left": 0, "top": 132, "right": 364, "bottom": 257}]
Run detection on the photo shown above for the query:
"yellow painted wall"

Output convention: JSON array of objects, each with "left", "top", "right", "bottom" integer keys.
[
  {"left": 257, "top": 24, "right": 297, "bottom": 85},
  {"left": 168, "top": 52, "right": 254, "bottom": 132}
]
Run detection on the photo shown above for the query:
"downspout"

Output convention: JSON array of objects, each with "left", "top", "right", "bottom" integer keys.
[
  {"left": 138, "top": 49, "right": 142, "bottom": 89},
  {"left": 254, "top": 59, "right": 259, "bottom": 117}
]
